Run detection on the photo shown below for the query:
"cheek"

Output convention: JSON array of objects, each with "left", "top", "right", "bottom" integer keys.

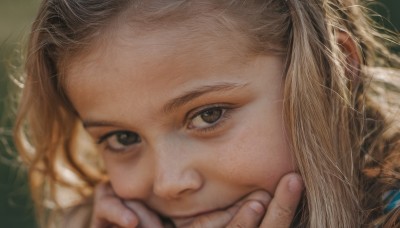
[
  {"left": 103, "top": 156, "right": 153, "bottom": 199},
  {"left": 211, "top": 111, "right": 295, "bottom": 193}
]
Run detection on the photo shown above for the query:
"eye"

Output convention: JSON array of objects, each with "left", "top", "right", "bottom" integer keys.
[
  {"left": 188, "top": 106, "right": 228, "bottom": 130},
  {"left": 98, "top": 131, "right": 141, "bottom": 152}
]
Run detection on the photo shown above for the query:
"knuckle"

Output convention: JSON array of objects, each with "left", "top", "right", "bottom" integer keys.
[{"left": 274, "top": 202, "right": 293, "bottom": 219}]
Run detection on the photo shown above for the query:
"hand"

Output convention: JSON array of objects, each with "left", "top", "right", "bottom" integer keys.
[
  {"left": 173, "top": 172, "right": 304, "bottom": 228},
  {"left": 228, "top": 173, "right": 304, "bottom": 228},
  {"left": 90, "top": 172, "right": 303, "bottom": 228},
  {"left": 90, "top": 182, "right": 163, "bottom": 228}
]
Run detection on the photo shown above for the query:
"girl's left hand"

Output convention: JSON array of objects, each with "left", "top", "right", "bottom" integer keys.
[
  {"left": 227, "top": 173, "right": 304, "bottom": 228},
  {"left": 168, "top": 172, "right": 304, "bottom": 228}
]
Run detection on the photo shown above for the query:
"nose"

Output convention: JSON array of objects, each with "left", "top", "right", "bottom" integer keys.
[
  {"left": 154, "top": 167, "right": 203, "bottom": 200},
  {"left": 152, "top": 141, "right": 203, "bottom": 200}
]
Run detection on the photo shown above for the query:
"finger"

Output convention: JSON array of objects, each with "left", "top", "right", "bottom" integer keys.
[
  {"left": 228, "top": 190, "right": 271, "bottom": 207},
  {"left": 92, "top": 197, "right": 138, "bottom": 228},
  {"left": 260, "top": 173, "right": 304, "bottom": 228},
  {"left": 94, "top": 182, "right": 115, "bottom": 200},
  {"left": 91, "top": 196, "right": 138, "bottom": 228},
  {"left": 124, "top": 201, "right": 163, "bottom": 228},
  {"left": 235, "top": 190, "right": 272, "bottom": 208},
  {"left": 226, "top": 191, "right": 271, "bottom": 227},
  {"left": 225, "top": 201, "right": 265, "bottom": 228},
  {"left": 173, "top": 200, "right": 243, "bottom": 227},
  {"left": 185, "top": 209, "right": 236, "bottom": 228},
  {"left": 176, "top": 191, "right": 271, "bottom": 228}
]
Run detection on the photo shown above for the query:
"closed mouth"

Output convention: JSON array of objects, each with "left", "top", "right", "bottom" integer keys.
[{"left": 168, "top": 208, "right": 218, "bottom": 220}]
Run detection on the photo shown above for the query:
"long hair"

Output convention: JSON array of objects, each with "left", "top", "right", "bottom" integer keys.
[{"left": 14, "top": 0, "right": 400, "bottom": 227}]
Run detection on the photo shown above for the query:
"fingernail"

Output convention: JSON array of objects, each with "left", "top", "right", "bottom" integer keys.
[
  {"left": 288, "top": 175, "right": 304, "bottom": 193},
  {"left": 249, "top": 201, "right": 265, "bottom": 214}
]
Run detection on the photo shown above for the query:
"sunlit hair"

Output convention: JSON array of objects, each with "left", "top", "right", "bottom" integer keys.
[{"left": 14, "top": 0, "right": 400, "bottom": 227}]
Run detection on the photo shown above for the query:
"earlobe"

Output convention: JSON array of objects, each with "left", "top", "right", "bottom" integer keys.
[{"left": 336, "top": 31, "right": 361, "bottom": 80}]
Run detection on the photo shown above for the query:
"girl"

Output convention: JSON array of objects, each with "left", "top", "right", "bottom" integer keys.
[{"left": 13, "top": 0, "right": 400, "bottom": 227}]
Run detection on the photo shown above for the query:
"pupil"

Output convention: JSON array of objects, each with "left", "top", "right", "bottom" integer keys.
[
  {"left": 117, "top": 132, "right": 140, "bottom": 145},
  {"left": 201, "top": 109, "right": 222, "bottom": 123}
]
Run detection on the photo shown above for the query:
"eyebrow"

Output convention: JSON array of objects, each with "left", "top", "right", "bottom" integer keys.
[
  {"left": 162, "top": 82, "right": 248, "bottom": 114},
  {"left": 83, "top": 82, "right": 248, "bottom": 128},
  {"left": 83, "top": 120, "right": 125, "bottom": 129}
]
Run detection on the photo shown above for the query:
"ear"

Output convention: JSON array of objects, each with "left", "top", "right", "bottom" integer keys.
[{"left": 336, "top": 31, "right": 361, "bottom": 80}]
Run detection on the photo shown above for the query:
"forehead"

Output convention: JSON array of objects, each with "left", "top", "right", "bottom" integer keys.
[
  {"left": 70, "top": 15, "right": 252, "bottom": 67},
  {"left": 64, "top": 20, "right": 257, "bottom": 116}
]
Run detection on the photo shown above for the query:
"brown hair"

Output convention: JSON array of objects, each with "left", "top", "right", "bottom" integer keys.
[{"left": 14, "top": 0, "right": 400, "bottom": 227}]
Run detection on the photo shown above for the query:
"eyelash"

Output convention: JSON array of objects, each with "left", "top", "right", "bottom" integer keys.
[
  {"left": 186, "top": 104, "right": 234, "bottom": 133},
  {"left": 97, "top": 131, "right": 119, "bottom": 144},
  {"left": 96, "top": 130, "right": 140, "bottom": 153},
  {"left": 96, "top": 103, "right": 235, "bottom": 152}
]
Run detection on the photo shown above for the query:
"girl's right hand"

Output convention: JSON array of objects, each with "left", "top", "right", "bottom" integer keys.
[{"left": 90, "top": 182, "right": 163, "bottom": 228}]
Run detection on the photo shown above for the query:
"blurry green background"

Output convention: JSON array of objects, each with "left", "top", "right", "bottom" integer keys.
[
  {"left": 0, "top": 0, "right": 399, "bottom": 227},
  {"left": 1, "top": 1, "right": 41, "bottom": 227}
]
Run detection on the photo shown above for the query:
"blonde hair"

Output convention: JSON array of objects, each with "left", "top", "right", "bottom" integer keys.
[{"left": 14, "top": 0, "right": 400, "bottom": 227}]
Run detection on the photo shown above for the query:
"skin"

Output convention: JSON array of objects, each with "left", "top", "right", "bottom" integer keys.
[
  {"left": 91, "top": 173, "right": 303, "bottom": 227},
  {"left": 65, "top": 20, "right": 303, "bottom": 227}
]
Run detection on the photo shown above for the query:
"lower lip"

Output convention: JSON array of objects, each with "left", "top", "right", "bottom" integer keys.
[{"left": 169, "top": 209, "right": 218, "bottom": 220}]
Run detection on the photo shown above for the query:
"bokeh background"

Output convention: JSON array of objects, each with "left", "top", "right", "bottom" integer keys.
[
  {"left": 0, "top": 0, "right": 399, "bottom": 227},
  {"left": 1, "top": 1, "right": 41, "bottom": 227}
]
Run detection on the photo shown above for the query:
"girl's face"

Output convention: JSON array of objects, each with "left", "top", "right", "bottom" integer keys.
[{"left": 66, "top": 22, "right": 295, "bottom": 221}]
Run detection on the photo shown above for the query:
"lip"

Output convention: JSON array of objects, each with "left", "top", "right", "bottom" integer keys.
[
  {"left": 167, "top": 209, "right": 221, "bottom": 227},
  {"left": 168, "top": 208, "right": 219, "bottom": 220},
  {"left": 166, "top": 200, "right": 240, "bottom": 222},
  {"left": 157, "top": 193, "right": 247, "bottom": 222}
]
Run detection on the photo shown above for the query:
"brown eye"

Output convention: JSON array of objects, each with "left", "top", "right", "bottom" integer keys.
[
  {"left": 98, "top": 131, "right": 141, "bottom": 152},
  {"left": 115, "top": 132, "right": 141, "bottom": 146},
  {"left": 200, "top": 109, "right": 223, "bottom": 123},
  {"left": 190, "top": 107, "right": 225, "bottom": 129}
]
